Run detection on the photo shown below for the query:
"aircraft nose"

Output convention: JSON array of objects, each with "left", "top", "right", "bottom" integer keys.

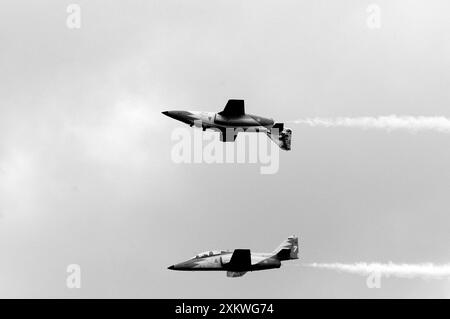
[
  {"left": 162, "top": 110, "right": 179, "bottom": 120},
  {"left": 162, "top": 111, "right": 179, "bottom": 120},
  {"left": 161, "top": 111, "right": 197, "bottom": 125},
  {"left": 167, "top": 265, "right": 175, "bottom": 270}
]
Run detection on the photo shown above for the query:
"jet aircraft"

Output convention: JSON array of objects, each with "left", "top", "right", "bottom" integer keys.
[
  {"left": 168, "top": 236, "right": 299, "bottom": 277},
  {"left": 162, "top": 99, "right": 292, "bottom": 150}
]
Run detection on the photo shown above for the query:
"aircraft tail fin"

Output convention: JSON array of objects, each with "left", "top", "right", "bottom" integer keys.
[
  {"left": 219, "top": 99, "right": 245, "bottom": 116},
  {"left": 267, "top": 123, "right": 292, "bottom": 151},
  {"left": 272, "top": 122, "right": 284, "bottom": 131},
  {"left": 273, "top": 235, "right": 299, "bottom": 261}
]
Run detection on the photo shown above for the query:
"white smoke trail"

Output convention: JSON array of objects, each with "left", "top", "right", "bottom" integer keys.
[
  {"left": 303, "top": 262, "right": 450, "bottom": 280},
  {"left": 291, "top": 116, "right": 450, "bottom": 133}
]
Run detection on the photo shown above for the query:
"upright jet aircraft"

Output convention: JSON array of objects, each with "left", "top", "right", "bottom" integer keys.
[
  {"left": 167, "top": 236, "right": 299, "bottom": 277},
  {"left": 162, "top": 99, "right": 292, "bottom": 150}
]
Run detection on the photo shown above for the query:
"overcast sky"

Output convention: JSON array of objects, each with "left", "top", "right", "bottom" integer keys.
[{"left": 1, "top": 0, "right": 450, "bottom": 298}]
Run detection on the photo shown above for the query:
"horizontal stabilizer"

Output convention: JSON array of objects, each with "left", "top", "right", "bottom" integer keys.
[{"left": 219, "top": 99, "right": 245, "bottom": 116}]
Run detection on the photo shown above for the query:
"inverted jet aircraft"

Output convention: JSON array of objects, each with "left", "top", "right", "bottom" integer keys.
[
  {"left": 162, "top": 99, "right": 292, "bottom": 150},
  {"left": 167, "top": 236, "right": 299, "bottom": 277}
]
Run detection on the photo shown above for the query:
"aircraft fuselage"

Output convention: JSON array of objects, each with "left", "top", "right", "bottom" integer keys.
[
  {"left": 162, "top": 99, "right": 292, "bottom": 149},
  {"left": 168, "top": 236, "right": 299, "bottom": 277},
  {"left": 162, "top": 111, "right": 274, "bottom": 132},
  {"left": 168, "top": 251, "right": 281, "bottom": 272}
]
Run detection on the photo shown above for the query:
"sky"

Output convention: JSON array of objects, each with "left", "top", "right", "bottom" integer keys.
[{"left": 0, "top": 0, "right": 450, "bottom": 298}]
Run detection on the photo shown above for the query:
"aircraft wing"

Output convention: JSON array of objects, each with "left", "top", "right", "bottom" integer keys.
[
  {"left": 218, "top": 99, "right": 245, "bottom": 116},
  {"left": 226, "top": 271, "right": 247, "bottom": 278},
  {"left": 226, "top": 249, "right": 251, "bottom": 271}
]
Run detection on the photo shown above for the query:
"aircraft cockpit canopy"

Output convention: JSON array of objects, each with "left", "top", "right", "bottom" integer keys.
[{"left": 193, "top": 250, "right": 228, "bottom": 259}]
